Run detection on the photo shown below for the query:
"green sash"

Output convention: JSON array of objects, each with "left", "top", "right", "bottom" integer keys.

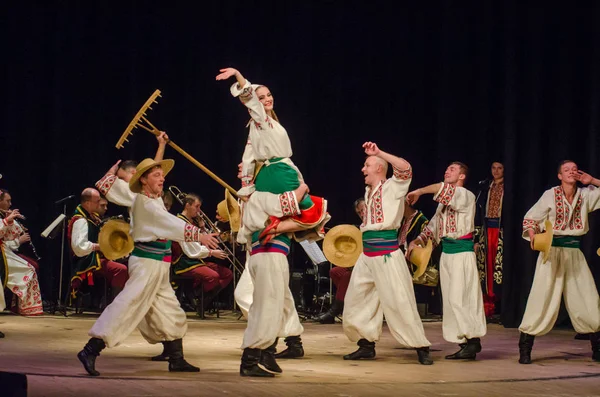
[
  {"left": 552, "top": 236, "right": 581, "bottom": 249},
  {"left": 132, "top": 240, "right": 172, "bottom": 261},
  {"left": 441, "top": 237, "right": 474, "bottom": 254}
]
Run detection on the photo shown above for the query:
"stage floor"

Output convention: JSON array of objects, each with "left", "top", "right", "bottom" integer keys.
[{"left": 0, "top": 312, "right": 599, "bottom": 396}]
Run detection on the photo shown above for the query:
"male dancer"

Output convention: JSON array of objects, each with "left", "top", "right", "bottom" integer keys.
[
  {"left": 77, "top": 133, "right": 220, "bottom": 376},
  {"left": 518, "top": 161, "right": 600, "bottom": 364},
  {"left": 234, "top": 162, "right": 308, "bottom": 376},
  {"left": 342, "top": 142, "right": 432, "bottom": 365},
  {"left": 407, "top": 162, "right": 486, "bottom": 360}
]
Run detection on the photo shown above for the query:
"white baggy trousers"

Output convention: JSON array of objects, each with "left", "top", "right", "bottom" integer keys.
[
  {"left": 439, "top": 251, "right": 487, "bottom": 343},
  {"left": 519, "top": 247, "right": 600, "bottom": 336},
  {"left": 89, "top": 255, "right": 187, "bottom": 348},
  {"left": 240, "top": 251, "right": 304, "bottom": 350},
  {"left": 343, "top": 250, "right": 431, "bottom": 348}
]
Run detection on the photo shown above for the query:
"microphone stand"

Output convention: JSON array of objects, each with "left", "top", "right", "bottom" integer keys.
[{"left": 50, "top": 195, "right": 75, "bottom": 317}]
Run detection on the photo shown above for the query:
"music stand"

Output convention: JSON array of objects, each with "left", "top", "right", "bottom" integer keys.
[
  {"left": 297, "top": 240, "right": 331, "bottom": 308},
  {"left": 42, "top": 194, "right": 75, "bottom": 316}
]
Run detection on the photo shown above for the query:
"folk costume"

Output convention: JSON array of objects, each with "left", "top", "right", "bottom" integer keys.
[
  {"left": 78, "top": 159, "right": 203, "bottom": 376},
  {"left": 475, "top": 180, "right": 504, "bottom": 317},
  {"left": 0, "top": 218, "right": 42, "bottom": 317},
  {"left": 0, "top": 218, "right": 25, "bottom": 336},
  {"left": 518, "top": 185, "right": 600, "bottom": 363},
  {"left": 234, "top": 190, "right": 305, "bottom": 377},
  {"left": 68, "top": 204, "right": 128, "bottom": 295},
  {"left": 417, "top": 183, "right": 486, "bottom": 358},
  {"left": 172, "top": 213, "right": 232, "bottom": 306},
  {"left": 342, "top": 165, "right": 432, "bottom": 364},
  {"left": 231, "top": 80, "right": 329, "bottom": 242}
]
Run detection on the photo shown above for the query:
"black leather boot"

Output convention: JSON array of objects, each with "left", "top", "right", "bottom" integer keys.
[
  {"left": 240, "top": 348, "right": 275, "bottom": 377},
  {"left": 445, "top": 338, "right": 482, "bottom": 360},
  {"left": 343, "top": 339, "right": 376, "bottom": 360},
  {"left": 518, "top": 332, "right": 535, "bottom": 364},
  {"left": 165, "top": 339, "right": 200, "bottom": 372},
  {"left": 77, "top": 337, "right": 106, "bottom": 376},
  {"left": 150, "top": 342, "right": 169, "bottom": 361},
  {"left": 260, "top": 338, "right": 282, "bottom": 373},
  {"left": 0, "top": 330, "right": 4, "bottom": 338},
  {"left": 313, "top": 300, "right": 344, "bottom": 324},
  {"left": 274, "top": 336, "right": 304, "bottom": 359},
  {"left": 416, "top": 347, "right": 433, "bottom": 365},
  {"left": 589, "top": 331, "right": 600, "bottom": 362},
  {"left": 574, "top": 333, "right": 590, "bottom": 340}
]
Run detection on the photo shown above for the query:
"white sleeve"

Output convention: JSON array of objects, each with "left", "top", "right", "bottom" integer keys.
[
  {"left": 230, "top": 79, "right": 269, "bottom": 127},
  {"left": 418, "top": 213, "right": 439, "bottom": 246},
  {"left": 241, "top": 190, "right": 301, "bottom": 233},
  {"left": 140, "top": 199, "right": 205, "bottom": 243},
  {"left": 238, "top": 135, "right": 257, "bottom": 197},
  {"left": 434, "top": 183, "right": 474, "bottom": 213},
  {"left": 71, "top": 218, "right": 95, "bottom": 257},
  {"left": 96, "top": 174, "right": 136, "bottom": 207},
  {"left": 0, "top": 219, "right": 21, "bottom": 242},
  {"left": 4, "top": 238, "right": 20, "bottom": 251},
  {"left": 582, "top": 185, "right": 600, "bottom": 212},
  {"left": 180, "top": 241, "right": 210, "bottom": 259},
  {"left": 522, "top": 190, "right": 553, "bottom": 240},
  {"left": 390, "top": 166, "right": 412, "bottom": 199}
]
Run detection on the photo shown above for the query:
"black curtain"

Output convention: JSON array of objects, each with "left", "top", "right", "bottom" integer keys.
[{"left": 1, "top": 1, "right": 599, "bottom": 326}]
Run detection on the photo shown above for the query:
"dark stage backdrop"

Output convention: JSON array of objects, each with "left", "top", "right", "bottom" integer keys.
[{"left": 2, "top": 1, "right": 600, "bottom": 327}]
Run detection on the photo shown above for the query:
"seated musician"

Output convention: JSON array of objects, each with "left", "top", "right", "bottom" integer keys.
[
  {"left": 0, "top": 190, "right": 43, "bottom": 316},
  {"left": 172, "top": 193, "right": 232, "bottom": 315},
  {"left": 0, "top": 189, "right": 39, "bottom": 273},
  {"left": 69, "top": 188, "right": 128, "bottom": 301}
]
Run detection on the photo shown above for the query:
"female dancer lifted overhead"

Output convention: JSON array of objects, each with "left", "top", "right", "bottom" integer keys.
[{"left": 216, "top": 67, "right": 329, "bottom": 243}]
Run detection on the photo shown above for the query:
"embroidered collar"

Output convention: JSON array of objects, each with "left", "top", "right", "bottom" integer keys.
[
  {"left": 141, "top": 190, "right": 161, "bottom": 199},
  {"left": 366, "top": 179, "right": 386, "bottom": 201}
]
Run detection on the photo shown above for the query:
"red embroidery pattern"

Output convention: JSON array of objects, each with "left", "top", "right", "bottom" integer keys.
[
  {"left": 419, "top": 225, "right": 434, "bottom": 243},
  {"left": 96, "top": 174, "right": 117, "bottom": 196},
  {"left": 241, "top": 178, "right": 253, "bottom": 188},
  {"left": 570, "top": 195, "right": 583, "bottom": 230},
  {"left": 369, "top": 185, "right": 384, "bottom": 224},
  {"left": 184, "top": 223, "right": 200, "bottom": 242},
  {"left": 436, "top": 183, "right": 456, "bottom": 206},
  {"left": 1, "top": 222, "right": 20, "bottom": 241},
  {"left": 446, "top": 207, "right": 457, "bottom": 234},
  {"left": 12, "top": 267, "right": 43, "bottom": 316},
  {"left": 522, "top": 219, "right": 540, "bottom": 234},
  {"left": 239, "top": 86, "right": 253, "bottom": 103},
  {"left": 265, "top": 116, "right": 273, "bottom": 129},
  {"left": 487, "top": 182, "right": 504, "bottom": 218},
  {"left": 553, "top": 187, "right": 583, "bottom": 231},
  {"left": 554, "top": 187, "right": 567, "bottom": 230},
  {"left": 393, "top": 167, "right": 412, "bottom": 180},
  {"left": 279, "top": 191, "right": 300, "bottom": 217}
]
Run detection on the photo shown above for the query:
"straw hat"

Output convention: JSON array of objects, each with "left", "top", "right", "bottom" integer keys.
[
  {"left": 129, "top": 158, "right": 175, "bottom": 194},
  {"left": 410, "top": 239, "right": 433, "bottom": 278},
  {"left": 533, "top": 219, "right": 553, "bottom": 263},
  {"left": 98, "top": 219, "right": 134, "bottom": 261},
  {"left": 323, "top": 225, "right": 362, "bottom": 268}
]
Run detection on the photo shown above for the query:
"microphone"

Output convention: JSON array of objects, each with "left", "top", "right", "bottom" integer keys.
[
  {"left": 55, "top": 195, "right": 76, "bottom": 205},
  {"left": 478, "top": 179, "right": 490, "bottom": 186}
]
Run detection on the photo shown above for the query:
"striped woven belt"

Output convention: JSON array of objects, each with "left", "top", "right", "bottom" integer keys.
[
  {"left": 132, "top": 240, "right": 172, "bottom": 262},
  {"left": 250, "top": 232, "right": 291, "bottom": 256},
  {"left": 362, "top": 229, "right": 399, "bottom": 257}
]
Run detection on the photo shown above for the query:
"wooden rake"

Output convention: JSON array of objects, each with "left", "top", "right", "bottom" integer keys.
[{"left": 116, "top": 89, "right": 238, "bottom": 197}]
